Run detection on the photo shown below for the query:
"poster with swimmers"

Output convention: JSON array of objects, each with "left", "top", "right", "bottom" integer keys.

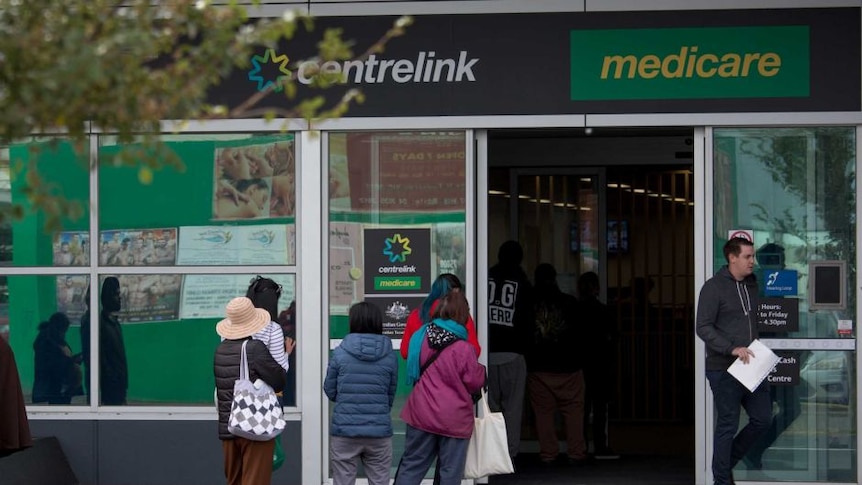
[
  {"left": 212, "top": 140, "right": 295, "bottom": 220},
  {"left": 53, "top": 231, "right": 90, "bottom": 266},
  {"left": 99, "top": 228, "right": 177, "bottom": 266},
  {"left": 108, "top": 274, "right": 183, "bottom": 323}
]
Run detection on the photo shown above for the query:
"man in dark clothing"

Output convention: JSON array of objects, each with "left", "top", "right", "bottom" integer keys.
[
  {"left": 526, "top": 263, "right": 587, "bottom": 464},
  {"left": 81, "top": 277, "right": 129, "bottom": 405},
  {"left": 696, "top": 237, "right": 771, "bottom": 485},
  {"left": 578, "top": 271, "right": 618, "bottom": 459},
  {"left": 487, "top": 240, "right": 532, "bottom": 460}
]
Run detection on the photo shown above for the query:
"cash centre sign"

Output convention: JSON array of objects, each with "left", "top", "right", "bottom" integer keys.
[{"left": 570, "top": 26, "right": 810, "bottom": 100}]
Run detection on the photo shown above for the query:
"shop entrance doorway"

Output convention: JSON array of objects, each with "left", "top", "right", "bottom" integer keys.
[{"left": 484, "top": 128, "right": 696, "bottom": 482}]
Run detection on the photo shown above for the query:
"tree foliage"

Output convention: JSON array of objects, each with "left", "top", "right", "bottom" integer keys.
[{"left": 0, "top": 0, "right": 411, "bottom": 227}]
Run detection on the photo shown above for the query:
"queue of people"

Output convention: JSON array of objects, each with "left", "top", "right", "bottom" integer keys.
[{"left": 487, "top": 241, "right": 619, "bottom": 466}]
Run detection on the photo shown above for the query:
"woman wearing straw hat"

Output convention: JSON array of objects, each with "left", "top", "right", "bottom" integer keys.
[{"left": 214, "top": 297, "right": 287, "bottom": 485}]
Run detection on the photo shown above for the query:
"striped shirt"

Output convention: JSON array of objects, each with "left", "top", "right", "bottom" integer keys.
[{"left": 252, "top": 321, "right": 290, "bottom": 372}]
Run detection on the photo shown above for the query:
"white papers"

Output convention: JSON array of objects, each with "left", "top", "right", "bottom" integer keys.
[{"left": 727, "top": 339, "right": 780, "bottom": 392}]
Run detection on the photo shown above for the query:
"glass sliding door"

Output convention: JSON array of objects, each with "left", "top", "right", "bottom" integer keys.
[
  {"left": 711, "top": 127, "right": 857, "bottom": 483},
  {"left": 326, "top": 131, "right": 469, "bottom": 482}
]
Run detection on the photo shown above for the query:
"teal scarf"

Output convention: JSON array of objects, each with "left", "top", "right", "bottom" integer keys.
[{"left": 406, "top": 318, "right": 468, "bottom": 386}]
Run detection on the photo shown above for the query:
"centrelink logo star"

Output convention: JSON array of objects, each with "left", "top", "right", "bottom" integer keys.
[
  {"left": 248, "top": 49, "right": 291, "bottom": 92},
  {"left": 383, "top": 234, "right": 412, "bottom": 263}
]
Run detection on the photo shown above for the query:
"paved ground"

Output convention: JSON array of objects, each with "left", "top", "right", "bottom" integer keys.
[{"left": 489, "top": 453, "right": 695, "bottom": 485}]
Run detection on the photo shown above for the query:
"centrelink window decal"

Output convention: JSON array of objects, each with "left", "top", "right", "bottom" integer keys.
[{"left": 382, "top": 233, "right": 412, "bottom": 263}]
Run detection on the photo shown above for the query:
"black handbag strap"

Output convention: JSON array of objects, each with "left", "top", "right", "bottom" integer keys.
[{"left": 419, "top": 340, "right": 455, "bottom": 376}]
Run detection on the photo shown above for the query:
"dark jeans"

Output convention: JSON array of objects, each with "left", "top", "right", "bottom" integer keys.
[
  {"left": 393, "top": 424, "right": 469, "bottom": 485},
  {"left": 706, "top": 370, "right": 772, "bottom": 485}
]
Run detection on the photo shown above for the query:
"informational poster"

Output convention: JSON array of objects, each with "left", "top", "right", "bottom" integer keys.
[
  {"left": 110, "top": 274, "right": 183, "bottom": 323},
  {"left": 212, "top": 140, "right": 295, "bottom": 220},
  {"left": 329, "top": 222, "right": 365, "bottom": 316},
  {"left": 763, "top": 269, "right": 799, "bottom": 296},
  {"left": 433, "top": 223, "right": 466, "bottom": 283},
  {"left": 344, "top": 133, "right": 466, "bottom": 212},
  {"left": 56, "top": 275, "right": 90, "bottom": 323},
  {"left": 100, "top": 228, "right": 177, "bottom": 266},
  {"left": 176, "top": 224, "right": 293, "bottom": 265},
  {"left": 367, "top": 296, "right": 425, "bottom": 340},
  {"left": 756, "top": 298, "right": 799, "bottom": 333},
  {"left": 364, "top": 228, "right": 431, "bottom": 295},
  {"left": 53, "top": 231, "right": 89, "bottom": 266},
  {"left": 180, "top": 274, "right": 296, "bottom": 320},
  {"left": 766, "top": 351, "right": 801, "bottom": 386}
]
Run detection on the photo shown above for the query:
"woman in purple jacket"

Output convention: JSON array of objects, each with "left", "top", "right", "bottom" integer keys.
[{"left": 395, "top": 290, "right": 486, "bottom": 485}]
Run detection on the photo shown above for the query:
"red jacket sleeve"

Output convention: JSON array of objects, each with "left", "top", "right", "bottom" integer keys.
[
  {"left": 401, "top": 309, "right": 421, "bottom": 360},
  {"left": 466, "top": 315, "right": 481, "bottom": 357},
  {"left": 403, "top": 304, "right": 482, "bottom": 359}
]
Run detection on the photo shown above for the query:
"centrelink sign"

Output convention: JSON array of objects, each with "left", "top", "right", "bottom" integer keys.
[
  {"left": 248, "top": 48, "right": 478, "bottom": 91},
  {"left": 212, "top": 7, "right": 859, "bottom": 116}
]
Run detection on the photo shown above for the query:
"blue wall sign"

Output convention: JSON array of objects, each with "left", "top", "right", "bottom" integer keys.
[{"left": 763, "top": 269, "right": 798, "bottom": 296}]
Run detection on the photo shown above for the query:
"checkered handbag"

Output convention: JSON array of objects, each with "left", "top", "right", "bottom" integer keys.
[{"left": 227, "top": 340, "right": 286, "bottom": 441}]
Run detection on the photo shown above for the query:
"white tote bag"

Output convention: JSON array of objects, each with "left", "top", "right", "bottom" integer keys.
[{"left": 463, "top": 389, "right": 514, "bottom": 479}]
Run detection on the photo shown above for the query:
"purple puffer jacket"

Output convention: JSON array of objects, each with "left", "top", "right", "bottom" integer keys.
[{"left": 401, "top": 338, "right": 486, "bottom": 439}]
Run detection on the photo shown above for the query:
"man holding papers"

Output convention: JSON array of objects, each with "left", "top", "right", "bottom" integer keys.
[{"left": 696, "top": 237, "right": 772, "bottom": 485}]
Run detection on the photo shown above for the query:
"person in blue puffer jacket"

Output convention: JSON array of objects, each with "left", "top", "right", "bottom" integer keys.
[{"left": 324, "top": 302, "right": 399, "bottom": 485}]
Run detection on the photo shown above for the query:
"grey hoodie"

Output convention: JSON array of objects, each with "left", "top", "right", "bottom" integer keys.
[{"left": 696, "top": 266, "right": 759, "bottom": 371}]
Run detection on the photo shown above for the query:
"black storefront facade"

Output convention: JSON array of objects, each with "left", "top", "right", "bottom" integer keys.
[{"left": 11, "top": 2, "right": 862, "bottom": 485}]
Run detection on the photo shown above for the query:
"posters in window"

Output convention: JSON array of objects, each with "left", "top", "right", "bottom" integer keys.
[
  {"left": 334, "top": 133, "right": 466, "bottom": 213},
  {"left": 180, "top": 274, "right": 296, "bottom": 319},
  {"left": 176, "top": 224, "right": 293, "bottom": 265},
  {"left": 56, "top": 275, "right": 90, "bottom": 323},
  {"left": 99, "top": 228, "right": 177, "bottom": 266},
  {"left": 109, "top": 274, "right": 183, "bottom": 323},
  {"left": 433, "top": 223, "right": 466, "bottom": 283},
  {"left": 53, "top": 231, "right": 90, "bottom": 266},
  {"left": 366, "top": 295, "right": 425, "bottom": 340},
  {"left": 212, "top": 141, "right": 295, "bottom": 220},
  {"left": 330, "top": 222, "right": 365, "bottom": 315},
  {"left": 364, "top": 228, "right": 431, "bottom": 295}
]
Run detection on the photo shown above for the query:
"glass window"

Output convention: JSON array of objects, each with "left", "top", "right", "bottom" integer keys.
[
  {"left": 98, "top": 134, "right": 296, "bottom": 266},
  {"left": 5, "top": 274, "right": 90, "bottom": 405},
  {"left": 3, "top": 139, "right": 90, "bottom": 267},
  {"left": 713, "top": 127, "right": 855, "bottom": 338},
  {"left": 7, "top": 273, "right": 297, "bottom": 407},
  {"left": 713, "top": 127, "right": 856, "bottom": 482},
  {"left": 327, "top": 131, "right": 468, "bottom": 480}
]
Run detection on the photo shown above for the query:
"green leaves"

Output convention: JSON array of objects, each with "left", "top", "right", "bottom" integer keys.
[{"left": 0, "top": 0, "right": 411, "bottom": 227}]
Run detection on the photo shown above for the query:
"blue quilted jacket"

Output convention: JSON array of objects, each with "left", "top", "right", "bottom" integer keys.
[{"left": 324, "top": 333, "right": 398, "bottom": 438}]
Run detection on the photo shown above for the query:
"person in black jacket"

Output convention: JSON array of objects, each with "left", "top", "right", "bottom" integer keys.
[
  {"left": 214, "top": 297, "right": 286, "bottom": 485},
  {"left": 696, "top": 237, "right": 771, "bottom": 485},
  {"left": 526, "top": 263, "right": 587, "bottom": 465},
  {"left": 487, "top": 240, "right": 533, "bottom": 460},
  {"left": 81, "top": 277, "right": 129, "bottom": 405},
  {"left": 32, "top": 312, "right": 82, "bottom": 404}
]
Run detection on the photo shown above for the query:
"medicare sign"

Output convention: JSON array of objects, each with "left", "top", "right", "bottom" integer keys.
[{"left": 570, "top": 26, "right": 810, "bottom": 100}]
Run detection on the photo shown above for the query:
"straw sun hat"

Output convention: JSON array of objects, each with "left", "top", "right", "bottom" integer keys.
[{"left": 216, "top": 297, "right": 270, "bottom": 340}]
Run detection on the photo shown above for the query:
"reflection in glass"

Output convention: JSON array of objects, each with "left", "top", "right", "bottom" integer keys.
[
  {"left": 7, "top": 273, "right": 297, "bottom": 407},
  {"left": 98, "top": 134, "right": 296, "bottom": 266},
  {"left": 713, "top": 127, "right": 857, "bottom": 482},
  {"left": 4, "top": 139, "right": 89, "bottom": 267},
  {"left": 328, "top": 131, "right": 468, "bottom": 480}
]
